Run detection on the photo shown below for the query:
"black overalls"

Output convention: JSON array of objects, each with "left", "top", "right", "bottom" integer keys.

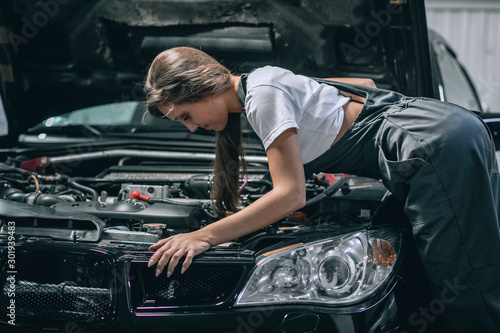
[{"left": 238, "top": 76, "right": 500, "bottom": 332}]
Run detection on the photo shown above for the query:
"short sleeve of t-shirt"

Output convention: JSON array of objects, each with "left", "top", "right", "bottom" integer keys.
[{"left": 245, "top": 85, "right": 300, "bottom": 150}]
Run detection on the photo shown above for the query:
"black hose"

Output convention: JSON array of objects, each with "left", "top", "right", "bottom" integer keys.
[
  {"left": 55, "top": 188, "right": 85, "bottom": 196},
  {"left": 243, "top": 179, "right": 274, "bottom": 194},
  {"left": 302, "top": 176, "right": 345, "bottom": 210},
  {"left": 68, "top": 178, "right": 98, "bottom": 201},
  {"left": 0, "top": 165, "right": 35, "bottom": 177},
  {"left": 148, "top": 197, "right": 205, "bottom": 208},
  {"left": 246, "top": 179, "right": 273, "bottom": 189},
  {"left": 1, "top": 188, "right": 65, "bottom": 206}
]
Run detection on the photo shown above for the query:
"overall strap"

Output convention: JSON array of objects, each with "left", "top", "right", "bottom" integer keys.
[
  {"left": 312, "top": 77, "right": 406, "bottom": 106},
  {"left": 313, "top": 78, "right": 372, "bottom": 99},
  {"left": 237, "top": 74, "right": 248, "bottom": 115}
]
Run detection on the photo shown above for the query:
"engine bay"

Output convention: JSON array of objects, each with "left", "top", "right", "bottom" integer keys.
[{"left": 0, "top": 152, "right": 389, "bottom": 246}]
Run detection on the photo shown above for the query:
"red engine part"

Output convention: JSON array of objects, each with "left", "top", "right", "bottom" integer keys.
[
  {"left": 129, "top": 190, "right": 151, "bottom": 202},
  {"left": 20, "top": 156, "right": 50, "bottom": 172}
]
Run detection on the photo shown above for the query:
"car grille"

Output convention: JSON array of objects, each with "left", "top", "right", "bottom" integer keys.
[
  {"left": 131, "top": 262, "right": 244, "bottom": 308},
  {"left": 0, "top": 248, "right": 114, "bottom": 329}
]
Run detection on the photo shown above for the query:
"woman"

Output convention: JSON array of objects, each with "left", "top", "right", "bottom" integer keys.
[{"left": 144, "top": 47, "right": 500, "bottom": 332}]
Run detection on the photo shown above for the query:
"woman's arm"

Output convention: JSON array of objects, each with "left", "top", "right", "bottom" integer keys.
[{"left": 148, "top": 128, "right": 306, "bottom": 277}]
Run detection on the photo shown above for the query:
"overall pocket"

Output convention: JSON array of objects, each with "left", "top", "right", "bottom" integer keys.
[{"left": 378, "top": 144, "right": 453, "bottom": 224}]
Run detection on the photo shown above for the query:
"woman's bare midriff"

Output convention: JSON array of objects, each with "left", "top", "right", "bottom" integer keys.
[{"left": 331, "top": 93, "right": 365, "bottom": 146}]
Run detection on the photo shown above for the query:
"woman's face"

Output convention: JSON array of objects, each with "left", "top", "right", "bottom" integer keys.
[{"left": 161, "top": 96, "right": 229, "bottom": 132}]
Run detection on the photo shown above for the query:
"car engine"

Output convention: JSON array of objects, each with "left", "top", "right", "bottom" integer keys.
[{"left": 0, "top": 153, "right": 387, "bottom": 245}]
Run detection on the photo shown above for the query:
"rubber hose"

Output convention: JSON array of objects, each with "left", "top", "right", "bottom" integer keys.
[
  {"left": 68, "top": 178, "right": 98, "bottom": 201},
  {"left": 302, "top": 176, "right": 345, "bottom": 210}
]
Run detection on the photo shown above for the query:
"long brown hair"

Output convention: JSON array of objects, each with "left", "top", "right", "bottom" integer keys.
[{"left": 144, "top": 47, "right": 245, "bottom": 214}]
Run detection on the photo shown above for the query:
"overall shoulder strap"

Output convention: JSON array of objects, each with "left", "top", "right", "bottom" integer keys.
[
  {"left": 312, "top": 77, "right": 406, "bottom": 106},
  {"left": 312, "top": 77, "right": 373, "bottom": 99},
  {"left": 237, "top": 74, "right": 248, "bottom": 114}
]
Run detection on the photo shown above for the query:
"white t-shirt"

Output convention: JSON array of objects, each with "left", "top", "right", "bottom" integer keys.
[{"left": 244, "top": 66, "right": 350, "bottom": 164}]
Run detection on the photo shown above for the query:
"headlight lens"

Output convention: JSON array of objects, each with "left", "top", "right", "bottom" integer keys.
[{"left": 235, "top": 228, "right": 402, "bottom": 306}]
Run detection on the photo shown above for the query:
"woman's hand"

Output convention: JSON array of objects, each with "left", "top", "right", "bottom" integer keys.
[
  {"left": 147, "top": 232, "right": 212, "bottom": 277},
  {"left": 146, "top": 129, "right": 305, "bottom": 278}
]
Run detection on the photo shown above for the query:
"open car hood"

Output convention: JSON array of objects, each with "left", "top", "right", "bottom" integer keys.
[{"left": 0, "top": 0, "right": 431, "bottom": 141}]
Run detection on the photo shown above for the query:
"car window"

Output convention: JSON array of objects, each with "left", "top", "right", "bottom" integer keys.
[{"left": 433, "top": 41, "right": 481, "bottom": 111}]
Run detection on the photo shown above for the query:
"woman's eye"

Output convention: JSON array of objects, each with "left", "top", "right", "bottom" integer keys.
[{"left": 183, "top": 114, "right": 190, "bottom": 121}]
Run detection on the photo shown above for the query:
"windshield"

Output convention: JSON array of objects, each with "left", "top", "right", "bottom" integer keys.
[
  {"left": 25, "top": 101, "right": 194, "bottom": 136},
  {"left": 44, "top": 101, "right": 139, "bottom": 127},
  {"left": 21, "top": 101, "right": 260, "bottom": 146}
]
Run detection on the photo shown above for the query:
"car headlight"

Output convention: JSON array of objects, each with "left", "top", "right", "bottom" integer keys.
[{"left": 235, "top": 228, "right": 402, "bottom": 306}]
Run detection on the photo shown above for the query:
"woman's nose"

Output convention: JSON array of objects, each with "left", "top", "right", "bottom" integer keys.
[{"left": 185, "top": 122, "right": 198, "bottom": 132}]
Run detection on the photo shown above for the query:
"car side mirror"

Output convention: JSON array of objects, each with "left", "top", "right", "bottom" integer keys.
[{"left": 481, "top": 113, "right": 500, "bottom": 150}]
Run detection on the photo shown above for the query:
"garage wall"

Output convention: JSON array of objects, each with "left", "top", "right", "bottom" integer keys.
[{"left": 425, "top": 0, "right": 500, "bottom": 112}]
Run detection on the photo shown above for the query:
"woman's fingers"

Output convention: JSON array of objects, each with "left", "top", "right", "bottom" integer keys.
[
  {"left": 177, "top": 241, "right": 211, "bottom": 274},
  {"left": 147, "top": 234, "right": 212, "bottom": 277},
  {"left": 182, "top": 251, "right": 195, "bottom": 274},
  {"left": 147, "top": 238, "right": 171, "bottom": 267},
  {"left": 156, "top": 246, "right": 181, "bottom": 277},
  {"left": 148, "top": 237, "right": 171, "bottom": 251},
  {"left": 165, "top": 249, "right": 184, "bottom": 277}
]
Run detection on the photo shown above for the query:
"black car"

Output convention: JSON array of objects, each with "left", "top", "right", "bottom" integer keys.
[{"left": 0, "top": 1, "right": 495, "bottom": 332}]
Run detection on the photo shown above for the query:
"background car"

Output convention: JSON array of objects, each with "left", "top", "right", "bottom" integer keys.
[{"left": 0, "top": 1, "right": 496, "bottom": 332}]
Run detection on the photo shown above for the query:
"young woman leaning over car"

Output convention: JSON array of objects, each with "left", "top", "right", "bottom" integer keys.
[{"left": 144, "top": 46, "right": 500, "bottom": 333}]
